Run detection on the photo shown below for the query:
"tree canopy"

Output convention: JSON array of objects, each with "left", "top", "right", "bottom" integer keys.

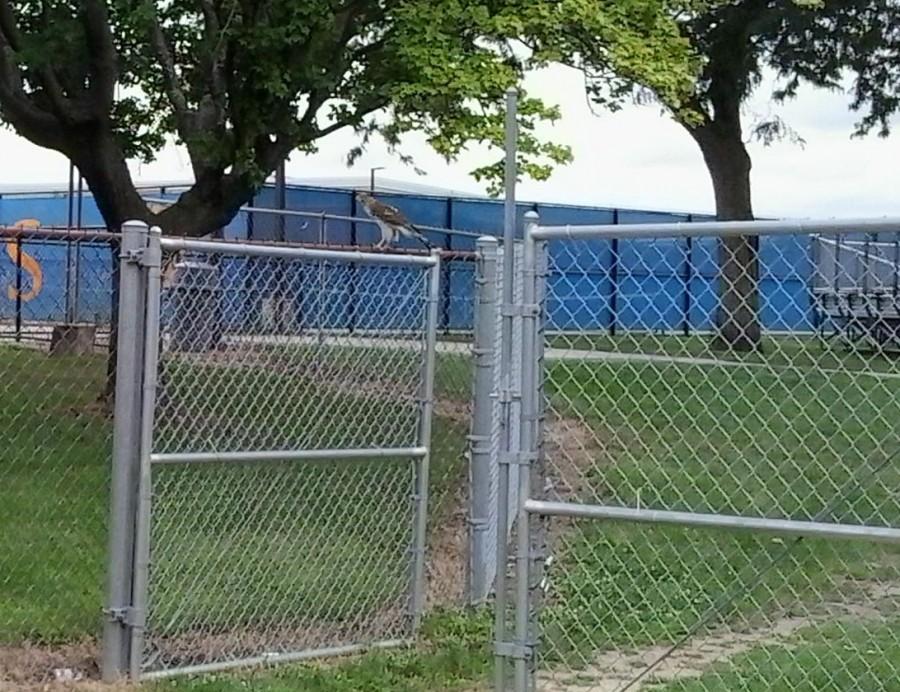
[
  {"left": 0, "top": 0, "right": 696, "bottom": 235},
  {"left": 547, "top": 0, "right": 900, "bottom": 350}
]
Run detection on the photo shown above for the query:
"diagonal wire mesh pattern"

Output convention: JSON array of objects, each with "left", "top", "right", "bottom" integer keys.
[
  {"left": 0, "top": 228, "right": 116, "bottom": 684},
  {"left": 524, "top": 228, "right": 900, "bottom": 691},
  {"left": 143, "top": 247, "right": 435, "bottom": 675}
]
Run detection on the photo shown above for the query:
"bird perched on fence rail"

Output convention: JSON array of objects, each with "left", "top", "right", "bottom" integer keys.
[{"left": 356, "top": 191, "right": 432, "bottom": 250}]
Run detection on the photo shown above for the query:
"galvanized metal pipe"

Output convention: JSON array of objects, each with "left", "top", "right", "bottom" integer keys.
[
  {"left": 150, "top": 446, "right": 429, "bottom": 465},
  {"left": 410, "top": 250, "right": 442, "bottom": 628},
  {"left": 494, "top": 86, "right": 518, "bottom": 692},
  {"left": 102, "top": 221, "right": 148, "bottom": 681},
  {"left": 469, "top": 237, "right": 499, "bottom": 604},
  {"left": 533, "top": 216, "right": 900, "bottom": 241},
  {"left": 160, "top": 236, "right": 438, "bottom": 266},
  {"left": 513, "top": 212, "right": 539, "bottom": 691},
  {"left": 129, "top": 227, "right": 164, "bottom": 679},
  {"left": 141, "top": 639, "right": 410, "bottom": 680},
  {"left": 525, "top": 501, "right": 900, "bottom": 544}
]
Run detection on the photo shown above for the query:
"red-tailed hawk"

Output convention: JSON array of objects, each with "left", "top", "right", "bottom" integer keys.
[{"left": 356, "top": 192, "right": 432, "bottom": 250}]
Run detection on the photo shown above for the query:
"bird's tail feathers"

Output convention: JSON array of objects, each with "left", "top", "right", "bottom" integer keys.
[{"left": 410, "top": 224, "right": 433, "bottom": 250}]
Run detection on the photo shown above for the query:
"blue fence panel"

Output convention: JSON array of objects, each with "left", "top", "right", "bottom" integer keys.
[
  {"left": 0, "top": 184, "right": 855, "bottom": 335},
  {"left": 689, "top": 275, "right": 718, "bottom": 331},
  {"left": 75, "top": 243, "right": 114, "bottom": 322},
  {"left": 536, "top": 206, "right": 616, "bottom": 331},
  {"left": 0, "top": 194, "right": 105, "bottom": 227},
  {"left": 616, "top": 213, "right": 689, "bottom": 331},
  {"left": 548, "top": 272, "right": 611, "bottom": 331},
  {"left": 352, "top": 265, "right": 425, "bottom": 331},
  {"left": 11, "top": 240, "right": 67, "bottom": 321},
  {"left": 617, "top": 275, "right": 685, "bottom": 331}
]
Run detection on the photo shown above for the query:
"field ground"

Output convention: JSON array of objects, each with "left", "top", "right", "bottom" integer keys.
[{"left": 3, "top": 332, "right": 900, "bottom": 690}]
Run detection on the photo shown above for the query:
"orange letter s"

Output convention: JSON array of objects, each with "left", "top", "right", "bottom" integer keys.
[{"left": 4, "top": 219, "right": 44, "bottom": 302}]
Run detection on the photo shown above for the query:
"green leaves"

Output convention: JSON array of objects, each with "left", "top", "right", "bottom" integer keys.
[{"left": 0, "top": 0, "right": 708, "bottom": 231}]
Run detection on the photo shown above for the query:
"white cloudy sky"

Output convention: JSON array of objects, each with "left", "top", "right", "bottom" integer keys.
[{"left": 1, "top": 63, "right": 897, "bottom": 219}]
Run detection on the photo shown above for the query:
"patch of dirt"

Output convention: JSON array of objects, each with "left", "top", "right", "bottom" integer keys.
[
  {"left": 0, "top": 640, "right": 101, "bottom": 690},
  {"left": 537, "top": 616, "right": 813, "bottom": 692},
  {"left": 535, "top": 579, "right": 900, "bottom": 692}
]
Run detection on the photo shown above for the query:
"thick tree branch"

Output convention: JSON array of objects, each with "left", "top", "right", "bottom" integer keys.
[
  {"left": 81, "top": 0, "right": 118, "bottom": 112},
  {"left": 198, "top": 0, "right": 228, "bottom": 105},
  {"left": 146, "top": 8, "right": 192, "bottom": 132},
  {"left": 0, "top": 38, "right": 66, "bottom": 149},
  {"left": 0, "top": 0, "right": 21, "bottom": 51}
]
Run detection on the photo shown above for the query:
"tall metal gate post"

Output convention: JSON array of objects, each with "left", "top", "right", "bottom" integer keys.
[
  {"left": 410, "top": 249, "right": 442, "bottom": 628},
  {"left": 102, "top": 221, "right": 150, "bottom": 681},
  {"left": 514, "top": 211, "right": 541, "bottom": 691},
  {"left": 469, "top": 237, "right": 500, "bottom": 604},
  {"left": 128, "top": 227, "right": 164, "bottom": 679},
  {"left": 495, "top": 87, "right": 518, "bottom": 691}
]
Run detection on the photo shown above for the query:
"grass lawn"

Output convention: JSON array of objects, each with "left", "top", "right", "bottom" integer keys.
[
  {"left": 0, "top": 346, "right": 111, "bottom": 644},
  {"left": 149, "top": 608, "right": 492, "bottom": 692},
  {"left": 654, "top": 619, "right": 900, "bottom": 691},
  {"left": 547, "top": 331, "right": 900, "bottom": 375}
]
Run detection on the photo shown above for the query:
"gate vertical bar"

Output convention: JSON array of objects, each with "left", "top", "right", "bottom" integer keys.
[
  {"left": 495, "top": 86, "right": 518, "bottom": 692},
  {"left": 513, "top": 212, "right": 540, "bottom": 691},
  {"left": 469, "top": 237, "right": 499, "bottom": 604},
  {"left": 102, "top": 221, "right": 149, "bottom": 681},
  {"left": 14, "top": 236, "right": 22, "bottom": 342},
  {"left": 411, "top": 249, "right": 441, "bottom": 628},
  {"left": 129, "top": 227, "right": 164, "bottom": 679}
]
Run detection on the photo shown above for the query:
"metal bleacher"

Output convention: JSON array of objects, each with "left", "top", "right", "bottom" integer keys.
[{"left": 812, "top": 234, "right": 900, "bottom": 350}]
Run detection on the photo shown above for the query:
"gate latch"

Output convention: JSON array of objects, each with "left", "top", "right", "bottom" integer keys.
[
  {"left": 105, "top": 606, "right": 144, "bottom": 628},
  {"left": 495, "top": 641, "right": 534, "bottom": 661}
]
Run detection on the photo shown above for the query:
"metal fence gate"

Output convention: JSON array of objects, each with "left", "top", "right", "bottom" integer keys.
[
  {"left": 103, "top": 221, "right": 440, "bottom": 680},
  {"left": 497, "top": 213, "right": 900, "bottom": 691}
]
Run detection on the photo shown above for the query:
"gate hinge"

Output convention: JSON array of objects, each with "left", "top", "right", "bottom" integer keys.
[
  {"left": 500, "top": 451, "right": 538, "bottom": 466},
  {"left": 468, "top": 517, "right": 490, "bottom": 532},
  {"left": 497, "top": 388, "right": 520, "bottom": 404},
  {"left": 495, "top": 641, "right": 534, "bottom": 661},
  {"left": 120, "top": 248, "right": 161, "bottom": 269},
  {"left": 105, "top": 606, "right": 145, "bottom": 628},
  {"left": 501, "top": 303, "right": 540, "bottom": 318},
  {"left": 120, "top": 248, "right": 146, "bottom": 265}
]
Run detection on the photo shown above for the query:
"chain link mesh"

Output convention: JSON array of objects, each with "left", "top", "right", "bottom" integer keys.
[
  {"left": 528, "top": 230, "right": 900, "bottom": 691},
  {"left": 142, "top": 246, "right": 436, "bottom": 675},
  {"left": 0, "top": 229, "right": 116, "bottom": 684}
]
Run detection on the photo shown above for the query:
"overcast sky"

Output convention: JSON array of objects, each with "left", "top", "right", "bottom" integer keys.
[{"left": 1, "top": 63, "right": 897, "bottom": 219}]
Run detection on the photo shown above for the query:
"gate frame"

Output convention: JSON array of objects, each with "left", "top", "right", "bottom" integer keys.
[
  {"left": 103, "top": 223, "right": 442, "bottom": 680},
  {"left": 495, "top": 211, "right": 900, "bottom": 692}
]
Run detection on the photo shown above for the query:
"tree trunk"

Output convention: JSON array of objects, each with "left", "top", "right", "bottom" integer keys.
[{"left": 692, "top": 124, "right": 761, "bottom": 352}]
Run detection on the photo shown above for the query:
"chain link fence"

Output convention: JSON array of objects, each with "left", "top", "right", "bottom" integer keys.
[
  {"left": 0, "top": 226, "right": 117, "bottom": 684},
  {"left": 497, "top": 215, "right": 900, "bottom": 691},
  {"left": 152, "top": 200, "right": 486, "bottom": 608},
  {"left": 0, "top": 219, "right": 485, "bottom": 685},
  {"left": 97, "top": 228, "right": 443, "bottom": 679}
]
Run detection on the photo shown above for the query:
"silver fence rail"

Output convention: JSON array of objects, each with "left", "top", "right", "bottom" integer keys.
[
  {"left": 102, "top": 223, "right": 443, "bottom": 679},
  {"left": 497, "top": 212, "right": 900, "bottom": 691}
]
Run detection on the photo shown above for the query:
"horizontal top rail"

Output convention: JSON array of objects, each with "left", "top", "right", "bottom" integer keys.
[
  {"left": 143, "top": 196, "right": 486, "bottom": 239},
  {"left": 0, "top": 226, "right": 114, "bottom": 241},
  {"left": 531, "top": 216, "right": 900, "bottom": 241},
  {"left": 160, "top": 236, "right": 439, "bottom": 267},
  {"left": 525, "top": 500, "right": 900, "bottom": 545}
]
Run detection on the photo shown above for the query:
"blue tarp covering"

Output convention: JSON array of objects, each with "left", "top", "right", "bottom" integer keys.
[{"left": 0, "top": 183, "right": 871, "bottom": 333}]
